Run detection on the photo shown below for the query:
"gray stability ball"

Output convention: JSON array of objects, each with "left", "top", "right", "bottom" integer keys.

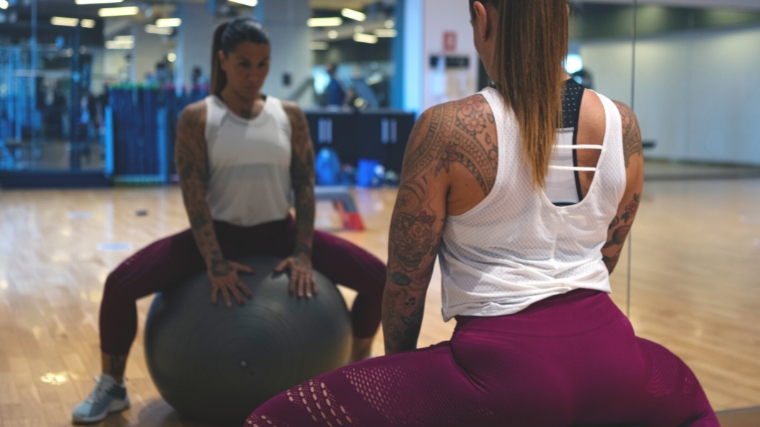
[{"left": 144, "top": 256, "right": 352, "bottom": 426}]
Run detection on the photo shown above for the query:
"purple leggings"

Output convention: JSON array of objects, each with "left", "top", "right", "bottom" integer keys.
[
  {"left": 249, "top": 290, "right": 718, "bottom": 427},
  {"left": 100, "top": 216, "right": 386, "bottom": 356}
]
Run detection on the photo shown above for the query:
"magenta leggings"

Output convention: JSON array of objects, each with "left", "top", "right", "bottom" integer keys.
[
  {"left": 249, "top": 290, "right": 718, "bottom": 427},
  {"left": 100, "top": 216, "right": 386, "bottom": 356}
]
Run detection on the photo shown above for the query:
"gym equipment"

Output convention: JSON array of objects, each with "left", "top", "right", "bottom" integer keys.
[
  {"left": 315, "top": 186, "right": 366, "bottom": 231},
  {"left": 143, "top": 256, "right": 352, "bottom": 426}
]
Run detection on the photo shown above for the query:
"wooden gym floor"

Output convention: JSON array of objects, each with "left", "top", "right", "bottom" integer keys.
[{"left": 0, "top": 175, "right": 759, "bottom": 426}]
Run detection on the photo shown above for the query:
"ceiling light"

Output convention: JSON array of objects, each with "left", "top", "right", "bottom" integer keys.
[
  {"left": 341, "top": 8, "right": 365, "bottom": 22},
  {"left": 167, "top": 52, "right": 176, "bottom": 62},
  {"left": 75, "top": 0, "right": 122, "bottom": 4},
  {"left": 156, "top": 18, "right": 181, "bottom": 27},
  {"left": 310, "top": 41, "right": 329, "bottom": 51},
  {"left": 354, "top": 25, "right": 364, "bottom": 33},
  {"left": 80, "top": 19, "right": 96, "bottom": 28},
  {"left": 374, "top": 29, "right": 397, "bottom": 38},
  {"left": 51, "top": 17, "right": 79, "bottom": 27},
  {"left": 98, "top": 6, "right": 139, "bottom": 17},
  {"left": 106, "top": 40, "right": 133, "bottom": 49},
  {"left": 228, "top": 0, "right": 257, "bottom": 6},
  {"left": 0, "top": 0, "right": 10, "bottom": 9},
  {"left": 385, "top": 20, "right": 394, "bottom": 29},
  {"left": 114, "top": 35, "right": 134, "bottom": 42},
  {"left": 307, "top": 17, "right": 342, "bottom": 27},
  {"left": 328, "top": 30, "right": 338, "bottom": 39},
  {"left": 145, "top": 24, "right": 173, "bottom": 35},
  {"left": 353, "top": 33, "right": 377, "bottom": 44}
]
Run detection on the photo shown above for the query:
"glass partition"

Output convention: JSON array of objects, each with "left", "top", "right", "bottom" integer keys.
[{"left": 629, "top": 1, "right": 760, "bottom": 414}]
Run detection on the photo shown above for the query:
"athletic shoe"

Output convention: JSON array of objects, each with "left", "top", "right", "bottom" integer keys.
[{"left": 72, "top": 374, "right": 130, "bottom": 424}]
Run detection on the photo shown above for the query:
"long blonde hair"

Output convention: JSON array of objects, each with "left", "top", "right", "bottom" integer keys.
[{"left": 471, "top": 0, "right": 569, "bottom": 188}]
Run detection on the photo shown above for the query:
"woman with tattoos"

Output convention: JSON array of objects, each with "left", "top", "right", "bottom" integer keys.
[
  {"left": 247, "top": 1, "right": 718, "bottom": 426},
  {"left": 72, "top": 17, "right": 386, "bottom": 424}
]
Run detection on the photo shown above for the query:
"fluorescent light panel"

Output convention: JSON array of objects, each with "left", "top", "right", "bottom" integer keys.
[
  {"left": 353, "top": 33, "right": 377, "bottom": 44},
  {"left": 310, "top": 41, "right": 329, "bottom": 50},
  {"left": 105, "top": 40, "right": 133, "bottom": 49},
  {"left": 114, "top": 35, "right": 134, "bottom": 42},
  {"left": 155, "top": 18, "right": 181, "bottom": 27},
  {"left": 80, "top": 19, "right": 96, "bottom": 28},
  {"left": 51, "top": 17, "right": 79, "bottom": 27},
  {"left": 228, "top": 0, "right": 258, "bottom": 6},
  {"left": 341, "top": 8, "right": 365, "bottom": 22},
  {"left": 76, "top": 0, "right": 122, "bottom": 4},
  {"left": 374, "top": 29, "right": 397, "bottom": 38},
  {"left": 307, "top": 17, "right": 342, "bottom": 27},
  {"left": 145, "top": 24, "right": 173, "bottom": 35},
  {"left": 98, "top": 6, "right": 139, "bottom": 17}
]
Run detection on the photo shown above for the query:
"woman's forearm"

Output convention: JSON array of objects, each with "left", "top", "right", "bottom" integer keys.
[{"left": 175, "top": 103, "right": 228, "bottom": 275}]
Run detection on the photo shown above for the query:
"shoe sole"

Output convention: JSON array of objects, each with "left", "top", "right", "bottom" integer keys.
[{"left": 72, "top": 397, "right": 130, "bottom": 425}]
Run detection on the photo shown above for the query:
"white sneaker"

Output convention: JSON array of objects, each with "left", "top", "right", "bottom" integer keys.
[{"left": 72, "top": 374, "right": 130, "bottom": 424}]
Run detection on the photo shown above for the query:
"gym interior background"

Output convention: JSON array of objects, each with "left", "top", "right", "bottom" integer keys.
[{"left": 1, "top": 0, "right": 759, "bottom": 425}]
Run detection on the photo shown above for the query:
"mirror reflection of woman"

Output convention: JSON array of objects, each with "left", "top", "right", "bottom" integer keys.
[{"left": 71, "top": 18, "right": 385, "bottom": 424}]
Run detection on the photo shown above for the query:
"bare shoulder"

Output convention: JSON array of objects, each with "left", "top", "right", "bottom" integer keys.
[
  {"left": 280, "top": 100, "right": 306, "bottom": 122},
  {"left": 178, "top": 100, "right": 207, "bottom": 136},
  {"left": 578, "top": 90, "right": 606, "bottom": 145},
  {"left": 409, "top": 93, "right": 493, "bottom": 150},
  {"left": 402, "top": 93, "right": 498, "bottom": 196},
  {"left": 611, "top": 99, "right": 643, "bottom": 168}
]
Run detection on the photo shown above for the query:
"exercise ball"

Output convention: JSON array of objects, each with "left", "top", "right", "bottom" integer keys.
[{"left": 144, "top": 256, "right": 352, "bottom": 426}]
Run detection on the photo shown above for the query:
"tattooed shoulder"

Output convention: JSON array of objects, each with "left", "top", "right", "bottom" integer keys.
[
  {"left": 613, "top": 101, "right": 642, "bottom": 169},
  {"left": 177, "top": 101, "right": 207, "bottom": 140},
  {"left": 401, "top": 95, "right": 498, "bottom": 196}
]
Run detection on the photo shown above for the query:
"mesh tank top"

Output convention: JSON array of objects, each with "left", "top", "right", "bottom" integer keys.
[
  {"left": 204, "top": 95, "right": 292, "bottom": 227},
  {"left": 438, "top": 84, "right": 627, "bottom": 321}
]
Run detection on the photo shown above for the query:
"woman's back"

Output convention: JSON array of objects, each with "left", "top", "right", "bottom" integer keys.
[{"left": 438, "top": 82, "right": 628, "bottom": 320}]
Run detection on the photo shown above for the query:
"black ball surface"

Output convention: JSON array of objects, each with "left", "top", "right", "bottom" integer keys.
[{"left": 144, "top": 256, "right": 352, "bottom": 426}]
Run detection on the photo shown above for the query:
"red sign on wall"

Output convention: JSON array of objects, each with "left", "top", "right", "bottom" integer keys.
[{"left": 443, "top": 31, "right": 457, "bottom": 52}]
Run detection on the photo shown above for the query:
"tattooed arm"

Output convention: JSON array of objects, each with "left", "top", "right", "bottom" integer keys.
[
  {"left": 275, "top": 102, "right": 318, "bottom": 298},
  {"left": 175, "top": 102, "right": 253, "bottom": 307},
  {"left": 384, "top": 107, "right": 450, "bottom": 355},
  {"left": 602, "top": 101, "right": 644, "bottom": 273},
  {"left": 384, "top": 95, "right": 497, "bottom": 355}
]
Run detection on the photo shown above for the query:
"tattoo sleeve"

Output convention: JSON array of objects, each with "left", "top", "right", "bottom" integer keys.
[
  {"left": 175, "top": 103, "right": 228, "bottom": 275},
  {"left": 283, "top": 103, "right": 316, "bottom": 258},
  {"left": 602, "top": 101, "right": 644, "bottom": 274},
  {"left": 384, "top": 96, "right": 498, "bottom": 354}
]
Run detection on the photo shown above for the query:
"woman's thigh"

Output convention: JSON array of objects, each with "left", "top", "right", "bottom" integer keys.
[
  {"left": 310, "top": 230, "right": 386, "bottom": 293},
  {"left": 250, "top": 342, "right": 497, "bottom": 427}
]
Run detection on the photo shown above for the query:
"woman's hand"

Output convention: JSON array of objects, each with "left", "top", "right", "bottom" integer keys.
[
  {"left": 275, "top": 254, "right": 318, "bottom": 298},
  {"left": 209, "top": 260, "right": 254, "bottom": 307}
]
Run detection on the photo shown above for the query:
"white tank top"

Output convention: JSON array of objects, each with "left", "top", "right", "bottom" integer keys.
[
  {"left": 438, "top": 88, "right": 626, "bottom": 321},
  {"left": 204, "top": 95, "right": 292, "bottom": 227}
]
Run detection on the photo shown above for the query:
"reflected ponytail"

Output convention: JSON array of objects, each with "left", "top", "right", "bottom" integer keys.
[{"left": 210, "top": 17, "right": 270, "bottom": 96}]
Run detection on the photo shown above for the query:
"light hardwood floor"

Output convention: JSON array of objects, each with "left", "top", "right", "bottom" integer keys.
[{"left": 0, "top": 178, "right": 759, "bottom": 426}]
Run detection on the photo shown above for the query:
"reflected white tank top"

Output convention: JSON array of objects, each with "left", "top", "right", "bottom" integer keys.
[
  {"left": 438, "top": 88, "right": 627, "bottom": 321},
  {"left": 204, "top": 95, "right": 292, "bottom": 227}
]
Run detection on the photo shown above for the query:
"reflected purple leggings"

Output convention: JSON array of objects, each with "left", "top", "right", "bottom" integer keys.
[
  {"left": 249, "top": 290, "right": 719, "bottom": 427},
  {"left": 100, "top": 216, "right": 386, "bottom": 356}
]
